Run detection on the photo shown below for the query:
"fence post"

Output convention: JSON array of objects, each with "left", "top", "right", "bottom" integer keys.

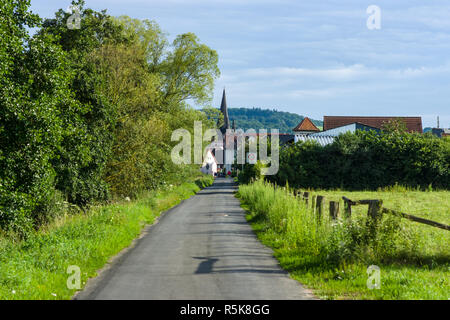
[
  {"left": 368, "top": 200, "right": 383, "bottom": 220},
  {"left": 367, "top": 200, "right": 383, "bottom": 238},
  {"left": 316, "top": 195, "right": 324, "bottom": 223},
  {"left": 303, "top": 192, "right": 309, "bottom": 205},
  {"left": 344, "top": 200, "right": 352, "bottom": 219},
  {"left": 311, "top": 195, "right": 317, "bottom": 213},
  {"left": 329, "top": 201, "right": 339, "bottom": 220}
]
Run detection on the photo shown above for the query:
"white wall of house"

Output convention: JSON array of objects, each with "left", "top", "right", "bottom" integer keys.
[{"left": 201, "top": 150, "right": 218, "bottom": 176}]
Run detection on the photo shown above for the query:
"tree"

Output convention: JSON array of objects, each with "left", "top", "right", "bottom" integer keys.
[
  {"left": 39, "top": 0, "right": 128, "bottom": 205},
  {"left": 85, "top": 16, "right": 220, "bottom": 197},
  {"left": 161, "top": 33, "right": 220, "bottom": 107},
  {"left": 113, "top": 16, "right": 168, "bottom": 72},
  {"left": 1, "top": 1, "right": 222, "bottom": 233},
  {"left": 202, "top": 106, "right": 224, "bottom": 129},
  {"left": 0, "top": 0, "right": 77, "bottom": 232}
]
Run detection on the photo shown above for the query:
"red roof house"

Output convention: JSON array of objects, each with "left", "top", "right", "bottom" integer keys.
[{"left": 293, "top": 117, "right": 321, "bottom": 133}]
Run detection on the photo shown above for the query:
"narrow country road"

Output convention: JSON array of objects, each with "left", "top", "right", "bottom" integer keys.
[{"left": 75, "top": 178, "right": 315, "bottom": 300}]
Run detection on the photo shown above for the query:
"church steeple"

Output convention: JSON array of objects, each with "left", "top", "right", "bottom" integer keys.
[{"left": 219, "top": 88, "right": 230, "bottom": 134}]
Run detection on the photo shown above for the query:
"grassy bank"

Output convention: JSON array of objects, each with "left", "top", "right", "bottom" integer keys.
[
  {"left": 238, "top": 181, "right": 449, "bottom": 300},
  {"left": 0, "top": 175, "right": 214, "bottom": 300}
]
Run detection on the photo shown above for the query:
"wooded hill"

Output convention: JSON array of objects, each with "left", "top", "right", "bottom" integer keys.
[{"left": 227, "top": 108, "right": 323, "bottom": 133}]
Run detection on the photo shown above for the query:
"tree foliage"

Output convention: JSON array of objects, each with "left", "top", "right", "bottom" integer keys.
[
  {"left": 0, "top": 0, "right": 73, "bottom": 232},
  {"left": 224, "top": 108, "right": 323, "bottom": 133},
  {"left": 0, "top": 0, "right": 220, "bottom": 234},
  {"left": 267, "top": 131, "right": 449, "bottom": 190}
]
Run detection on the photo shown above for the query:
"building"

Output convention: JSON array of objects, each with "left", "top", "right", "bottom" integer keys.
[
  {"left": 217, "top": 88, "right": 233, "bottom": 173},
  {"left": 323, "top": 116, "right": 423, "bottom": 133},
  {"left": 293, "top": 117, "right": 321, "bottom": 134},
  {"left": 200, "top": 149, "right": 218, "bottom": 176},
  {"left": 293, "top": 118, "right": 385, "bottom": 146},
  {"left": 295, "top": 135, "right": 335, "bottom": 146},
  {"left": 431, "top": 128, "right": 450, "bottom": 138},
  {"left": 311, "top": 122, "right": 380, "bottom": 137},
  {"left": 205, "top": 89, "right": 297, "bottom": 175},
  {"left": 218, "top": 88, "right": 231, "bottom": 136}
]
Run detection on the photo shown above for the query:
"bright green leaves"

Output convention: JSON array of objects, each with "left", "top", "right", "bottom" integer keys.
[
  {"left": 1, "top": 1, "right": 220, "bottom": 234},
  {"left": 269, "top": 131, "right": 449, "bottom": 190},
  {"left": 162, "top": 32, "right": 220, "bottom": 106},
  {"left": 0, "top": 1, "right": 73, "bottom": 233}
]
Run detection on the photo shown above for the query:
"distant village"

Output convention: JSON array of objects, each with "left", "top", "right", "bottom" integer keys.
[{"left": 201, "top": 89, "right": 449, "bottom": 176}]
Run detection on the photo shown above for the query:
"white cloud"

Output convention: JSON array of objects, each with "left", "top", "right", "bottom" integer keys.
[
  {"left": 31, "top": 0, "right": 450, "bottom": 124},
  {"left": 221, "top": 64, "right": 450, "bottom": 84}
]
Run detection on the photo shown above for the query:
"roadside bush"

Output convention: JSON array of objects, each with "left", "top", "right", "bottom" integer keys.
[
  {"left": 237, "top": 161, "right": 265, "bottom": 184},
  {"left": 268, "top": 130, "right": 449, "bottom": 190}
]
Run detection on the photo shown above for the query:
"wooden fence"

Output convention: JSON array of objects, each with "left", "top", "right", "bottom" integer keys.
[{"left": 292, "top": 189, "right": 450, "bottom": 232}]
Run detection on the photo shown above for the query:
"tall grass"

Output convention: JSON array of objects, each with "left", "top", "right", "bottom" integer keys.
[
  {"left": 239, "top": 180, "right": 414, "bottom": 265},
  {"left": 238, "top": 180, "right": 449, "bottom": 299},
  {"left": 0, "top": 175, "right": 214, "bottom": 300}
]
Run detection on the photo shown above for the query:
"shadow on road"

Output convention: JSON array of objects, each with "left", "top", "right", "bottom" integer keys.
[
  {"left": 193, "top": 257, "right": 219, "bottom": 274},
  {"left": 196, "top": 191, "right": 236, "bottom": 195},
  {"left": 193, "top": 256, "right": 285, "bottom": 275}
]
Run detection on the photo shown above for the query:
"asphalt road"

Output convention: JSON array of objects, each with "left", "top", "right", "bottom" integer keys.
[{"left": 76, "top": 178, "right": 315, "bottom": 300}]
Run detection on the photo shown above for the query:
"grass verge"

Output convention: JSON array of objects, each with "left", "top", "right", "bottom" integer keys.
[
  {"left": 0, "top": 175, "right": 214, "bottom": 300},
  {"left": 238, "top": 180, "right": 449, "bottom": 300}
]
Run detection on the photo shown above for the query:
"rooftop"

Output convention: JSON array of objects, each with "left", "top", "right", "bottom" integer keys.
[
  {"left": 293, "top": 117, "right": 320, "bottom": 132},
  {"left": 323, "top": 116, "right": 423, "bottom": 133}
]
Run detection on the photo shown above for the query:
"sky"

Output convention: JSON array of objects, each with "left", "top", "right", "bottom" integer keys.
[{"left": 29, "top": 0, "right": 450, "bottom": 128}]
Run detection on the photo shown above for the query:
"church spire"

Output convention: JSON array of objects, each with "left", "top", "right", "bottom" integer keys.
[{"left": 219, "top": 88, "right": 230, "bottom": 134}]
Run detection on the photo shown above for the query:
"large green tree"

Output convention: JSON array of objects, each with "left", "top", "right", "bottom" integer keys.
[
  {"left": 97, "top": 17, "right": 220, "bottom": 196},
  {"left": 38, "top": 0, "right": 128, "bottom": 205},
  {"left": 0, "top": 0, "right": 78, "bottom": 232},
  {"left": 1, "top": 0, "right": 221, "bottom": 233}
]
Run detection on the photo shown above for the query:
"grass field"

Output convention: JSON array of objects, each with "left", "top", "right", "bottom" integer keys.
[
  {"left": 0, "top": 175, "right": 213, "bottom": 300},
  {"left": 238, "top": 181, "right": 449, "bottom": 300}
]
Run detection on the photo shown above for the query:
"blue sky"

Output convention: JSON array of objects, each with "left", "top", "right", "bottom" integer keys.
[{"left": 30, "top": 0, "right": 450, "bottom": 128}]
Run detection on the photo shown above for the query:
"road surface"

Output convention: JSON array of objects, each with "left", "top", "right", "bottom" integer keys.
[{"left": 76, "top": 178, "right": 315, "bottom": 300}]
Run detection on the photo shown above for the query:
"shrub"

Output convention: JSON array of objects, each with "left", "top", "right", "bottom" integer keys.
[{"left": 267, "top": 130, "right": 449, "bottom": 190}]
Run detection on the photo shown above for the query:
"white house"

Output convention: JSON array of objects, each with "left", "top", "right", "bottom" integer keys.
[{"left": 200, "top": 149, "right": 218, "bottom": 176}]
